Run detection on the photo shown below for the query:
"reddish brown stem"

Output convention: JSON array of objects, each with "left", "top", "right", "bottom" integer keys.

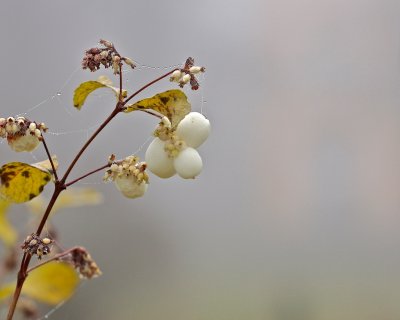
[
  {"left": 65, "top": 163, "right": 111, "bottom": 187},
  {"left": 119, "top": 63, "right": 123, "bottom": 101},
  {"left": 123, "top": 69, "right": 178, "bottom": 105},
  {"left": 41, "top": 135, "right": 59, "bottom": 182},
  {"left": 60, "top": 104, "right": 122, "bottom": 185}
]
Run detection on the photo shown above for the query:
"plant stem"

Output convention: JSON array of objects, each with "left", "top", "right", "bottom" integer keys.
[
  {"left": 6, "top": 105, "right": 121, "bottom": 319},
  {"left": 6, "top": 184, "right": 61, "bottom": 320},
  {"left": 27, "top": 246, "right": 81, "bottom": 274},
  {"left": 119, "top": 63, "right": 123, "bottom": 101},
  {"left": 65, "top": 163, "right": 110, "bottom": 187},
  {"left": 123, "top": 69, "right": 178, "bottom": 105},
  {"left": 41, "top": 135, "right": 59, "bottom": 182},
  {"left": 60, "top": 104, "right": 122, "bottom": 185}
]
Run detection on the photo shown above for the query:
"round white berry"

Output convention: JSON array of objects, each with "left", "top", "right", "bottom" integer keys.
[
  {"left": 114, "top": 176, "right": 147, "bottom": 199},
  {"left": 176, "top": 112, "right": 210, "bottom": 148},
  {"left": 170, "top": 70, "right": 182, "bottom": 82},
  {"left": 145, "top": 138, "right": 176, "bottom": 178},
  {"left": 181, "top": 74, "right": 191, "bottom": 84},
  {"left": 9, "top": 135, "right": 40, "bottom": 152},
  {"left": 173, "top": 147, "right": 203, "bottom": 179}
]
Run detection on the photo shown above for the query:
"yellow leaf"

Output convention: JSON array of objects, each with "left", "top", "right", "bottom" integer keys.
[
  {"left": 124, "top": 89, "right": 191, "bottom": 127},
  {"left": 27, "top": 188, "right": 103, "bottom": 216},
  {"left": 0, "top": 283, "right": 14, "bottom": 300},
  {"left": 31, "top": 155, "right": 58, "bottom": 175},
  {"left": 0, "top": 162, "right": 52, "bottom": 203},
  {"left": 22, "top": 262, "right": 79, "bottom": 305},
  {"left": 0, "top": 199, "right": 17, "bottom": 246},
  {"left": 73, "top": 76, "right": 127, "bottom": 110},
  {"left": 0, "top": 262, "right": 80, "bottom": 305}
]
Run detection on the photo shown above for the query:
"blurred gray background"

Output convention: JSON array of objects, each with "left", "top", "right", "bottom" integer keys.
[{"left": 1, "top": 0, "right": 400, "bottom": 319}]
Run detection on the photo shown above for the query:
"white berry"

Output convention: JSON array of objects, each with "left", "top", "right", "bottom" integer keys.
[
  {"left": 176, "top": 112, "right": 210, "bottom": 148},
  {"left": 114, "top": 176, "right": 147, "bottom": 199},
  {"left": 145, "top": 138, "right": 176, "bottom": 178},
  {"left": 8, "top": 135, "right": 40, "bottom": 152},
  {"left": 173, "top": 147, "right": 203, "bottom": 179}
]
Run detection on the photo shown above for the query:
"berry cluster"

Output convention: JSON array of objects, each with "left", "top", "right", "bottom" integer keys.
[
  {"left": 82, "top": 39, "right": 136, "bottom": 74},
  {"left": 170, "top": 57, "right": 205, "bottom": 90},
  {"left": 103, "top": 155, "right": 149, "bottom": 199},
  {"left": 21, "top": 234, "right": 54, "bottom": 260},
  {"left": 145, "top": 112, "right": 211, "bottom": 179},
  {"left": 0, "top": 116, "right": 47, "bottom": 152}
]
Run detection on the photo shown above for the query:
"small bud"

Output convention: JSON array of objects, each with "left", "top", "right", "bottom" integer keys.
[
  {"left": 123, "top": 57, "right": 136, "bottom": 69},
  {"left": 100, "top": 50, "right": 109, "bottom": 59},
  {"left": 170, "top": 70, "right": 182, "bottom": 82},
  {"left": 39, "top": 122, "right": 48, "bottom": 132},
  {"left": 11, "top": 123, "right": 18, "bottom": 134},
  {"left": 108, "top": 154, "right": 116, "bottom": 164},
  {"left": 99, "top": 39, "right": 114, "bottom": 48},
  {"left": 181, "top": 74, "right": 191, "bottom": 84},
  {"left": 34, "top": 128, "right": 41, "bottom": 137},
  {"left": 189, "top": 66, "right": 205, "bottom": 74},
  {"left": 42, "top": 238, "right": 52, "bottom": 245},
  {"left": 29, "top": 122, "right": 36, "bottom": 131}
]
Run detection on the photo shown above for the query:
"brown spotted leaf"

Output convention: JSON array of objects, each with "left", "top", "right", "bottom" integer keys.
[
  {"left": 0, "top": 162, "right": 52, "bottom": 203},
  {"left": 124, "top": 89, "right": 191, "bottom": 127}
]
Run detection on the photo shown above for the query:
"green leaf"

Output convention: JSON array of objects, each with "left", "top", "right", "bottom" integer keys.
[
  {"left": 0, "top": 199, "right": 17, "bottom": 246},
  {"left": 0, "top": 162, "right": 52, "bottom": 203},
  {"left": 0, "top": 262, "right": 80, "bottom": 305},
  {"left": 124, "top": 89, "right": 191, "bottom": 127},
  {"left": 73, "top": 76, "right": 127, "bottom": 110}
]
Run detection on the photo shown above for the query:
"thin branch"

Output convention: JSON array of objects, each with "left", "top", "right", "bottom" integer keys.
[
  {"left": 139, "top": 109, "right": 163, "bottom": 119},
  {"left": 119, "top": 63, "right": 123, "bottom": 101},
  {"left": 60, "top": 106, "right": 121, "bottom": 185},
  {"left": 123, "top": 69, "right": 178, "bottom": 105},
  {"left": 27, "top": 247, "right": 79, "bottom": 274},
  {"left": 41, "top": 136, "right": 59, "bottom": 182},
  {"left": 65, "top": 163, "right": 110, "bottom": 187}
]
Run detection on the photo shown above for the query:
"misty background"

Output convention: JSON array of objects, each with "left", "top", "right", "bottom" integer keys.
[{"left": 1, "top": 0, "right": 400, "bottom": 319}]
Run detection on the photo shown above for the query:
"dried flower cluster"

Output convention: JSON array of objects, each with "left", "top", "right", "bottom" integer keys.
[
  {"left": 82, "top": 39, "right": 136, "bottom": 74},
  {"left": 0, "top": 117, "right": 47, "bottom": 152},
  {"left": 21, "top": 234, "right": 54, "bottom": 260},
  {"left": 104, "top": 155, "right": 149, "bottom": 199},
  {"left": 169, "top": 57, "right": 205, "bottom": 90},
  {"left": 58, "top": 247, "right": 101, "bottom": 279}
]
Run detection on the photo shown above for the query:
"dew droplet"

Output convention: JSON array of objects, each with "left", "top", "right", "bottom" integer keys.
[{"left": 56, "top": 92, "right": 62, "bottom": 96}]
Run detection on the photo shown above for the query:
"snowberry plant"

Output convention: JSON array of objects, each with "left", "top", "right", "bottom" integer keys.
[{"left": 0, "top": 39, "right": 209, "bottom": 319}]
